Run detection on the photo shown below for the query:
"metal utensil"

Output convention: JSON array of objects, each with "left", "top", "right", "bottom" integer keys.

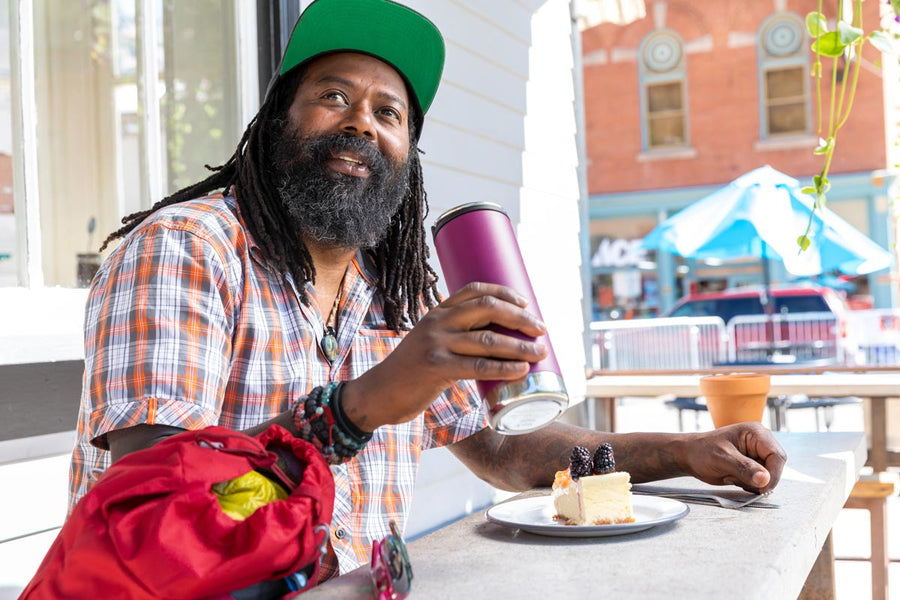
[
  {"left": 671, "top": 491, "right": 773, "bottom": 509},
  {"left": 633, "top": 488, "right": 777, "bottom": 509}
]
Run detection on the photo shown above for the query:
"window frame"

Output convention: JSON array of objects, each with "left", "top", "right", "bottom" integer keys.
[
  {"left": 645, "top": 80, "right": 687, "bottom": 149},
  {"left": 1, "top": 0, "right": 261, "bottom": 365},
  {"left": 757, "top": 12, "right": 811, "bottom": 140},
  {"left": 638, "top": 29, "right": 690, "bottom": 152}
]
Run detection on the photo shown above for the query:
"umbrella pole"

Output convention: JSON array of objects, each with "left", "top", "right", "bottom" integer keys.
[{"left": 761, "top": 247, "right": 775, "bottom": 359}]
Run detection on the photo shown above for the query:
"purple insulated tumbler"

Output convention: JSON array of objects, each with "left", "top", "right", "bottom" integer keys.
[{"left": 431, "top": 202, "right": 568, "bottom": 434}]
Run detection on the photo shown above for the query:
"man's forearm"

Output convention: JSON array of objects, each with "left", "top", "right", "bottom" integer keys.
[
  {"left": 107, "top": 411, "right": 296, "bottom": 464},
  {"left": 449, "top": 422, "right": 691, "bottom": 491}
]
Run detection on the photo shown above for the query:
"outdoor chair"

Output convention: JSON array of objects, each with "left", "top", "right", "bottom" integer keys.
[
  {"left": 767, "top": 394, "right": 863, "bottom": 432},
  {"left": 665, "top": 396, "right": 708, "bottom": 432},
  {"left": 665, "top": 394, "right": 863, "bottom": 432}
]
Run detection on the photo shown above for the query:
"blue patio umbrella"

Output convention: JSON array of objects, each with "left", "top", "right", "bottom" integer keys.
[
  {"left": 641, "top": 165, "right": 892, "bottom": 277},
  {"left": 641, "top": 165, "right": 892, "bottom": 360}
]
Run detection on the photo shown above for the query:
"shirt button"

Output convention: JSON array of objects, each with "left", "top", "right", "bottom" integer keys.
[{"left": 334, "top": 528, "right": 346, "bottom": 540}]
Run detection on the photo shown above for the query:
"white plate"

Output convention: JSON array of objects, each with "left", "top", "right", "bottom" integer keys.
[{"left": 485, "top": 494, "right": 689, "bottom": 538}]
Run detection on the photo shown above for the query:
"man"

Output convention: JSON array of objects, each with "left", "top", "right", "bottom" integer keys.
[{"left": 70, "top": 0, "right": 786, "bottom": 581}]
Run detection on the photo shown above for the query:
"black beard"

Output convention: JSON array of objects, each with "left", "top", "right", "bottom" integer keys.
[{"left": 271, "top": 124, "right": 410, "bottom": 249}]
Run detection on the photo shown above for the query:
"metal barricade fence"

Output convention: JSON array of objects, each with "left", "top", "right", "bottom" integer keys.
[
  {"left": 726, "top": 312, "right": 840, "bottom": 364},
  {"left": 590, "top": 317, "right": 728, "bottom": 371},
  {"left": 843, "top": 308, "right": 900, "bottom": 365},
  {"left": 590, "top": 310, "right": 899, "bottom": 372}
]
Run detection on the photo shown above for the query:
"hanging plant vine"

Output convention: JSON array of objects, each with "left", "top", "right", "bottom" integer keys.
[{"left": 798, "top": 0, "right": 900, "bottom": 251}]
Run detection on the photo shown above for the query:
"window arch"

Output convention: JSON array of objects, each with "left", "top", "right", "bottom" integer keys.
[
  {"left": 758, "top": 13, "right": 810, "bottom": 138},
  {"left": 638, "top": 30, "right": 689, "bottom": 150}
]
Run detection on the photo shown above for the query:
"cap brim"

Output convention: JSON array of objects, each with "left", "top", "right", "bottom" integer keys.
[{"left": 280, "top": 0, "right": 444, "bottom": 118}]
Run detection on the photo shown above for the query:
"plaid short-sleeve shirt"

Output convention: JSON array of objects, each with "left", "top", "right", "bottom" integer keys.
[{"left": 68, "top": 195, "right": 488, "bottom": 577}]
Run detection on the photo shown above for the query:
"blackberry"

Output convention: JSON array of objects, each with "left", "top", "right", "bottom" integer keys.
[
  {"left": 593, "top": 443, "right": 616, "bottom": 474},
  {"left": 569, "top": 446, "right": 593, "bottom": 479}
]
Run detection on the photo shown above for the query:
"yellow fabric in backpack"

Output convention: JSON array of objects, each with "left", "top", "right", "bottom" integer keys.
[{"left": 212, "top": 470, "right": 289, "bottom": 521}]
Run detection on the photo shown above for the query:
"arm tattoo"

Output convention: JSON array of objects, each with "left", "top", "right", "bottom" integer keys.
[{"left": 449, "top": 422, "right": 687, "bottom": 491}]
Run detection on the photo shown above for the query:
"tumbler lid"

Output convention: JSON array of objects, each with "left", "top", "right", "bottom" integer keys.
[{"left": 431, "top": 201, "right": 507, "bottom": 238}]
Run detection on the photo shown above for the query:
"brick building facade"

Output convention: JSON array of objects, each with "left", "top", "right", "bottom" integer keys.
[{"left": 583, "top": 0, "right": 898, "bottom": 317}]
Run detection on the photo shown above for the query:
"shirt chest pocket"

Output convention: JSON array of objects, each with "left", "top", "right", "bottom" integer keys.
[{"left": 349, "top": 329, "right": 404, "bottom": 378}]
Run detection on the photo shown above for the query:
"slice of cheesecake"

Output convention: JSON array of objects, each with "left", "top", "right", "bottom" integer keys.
[{"left": 552, "top": 468, "right": 635, "bottom": 526}]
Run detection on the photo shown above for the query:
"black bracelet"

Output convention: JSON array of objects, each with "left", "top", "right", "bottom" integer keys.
[{"left": 331, "top": 383, "right": 373, "bottom": 444}]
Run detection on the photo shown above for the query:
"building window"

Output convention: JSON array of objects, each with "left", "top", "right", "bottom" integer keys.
[
  {"left": 3, "top": 0, "right": 257, "bottom": 289},
  {"left": 758, "top": 14, "right": 810, "bottom": 138},
  {"left": 639, "top": 30, "right": 688, "bottom": 150}
]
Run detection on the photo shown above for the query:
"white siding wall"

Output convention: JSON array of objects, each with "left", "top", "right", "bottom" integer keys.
[{"left": 405, "top": 0, "right": 587, "bottom": 539}]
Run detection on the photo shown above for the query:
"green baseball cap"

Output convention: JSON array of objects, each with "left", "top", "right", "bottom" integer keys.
[{"left": 278, "top": 0, "right": 445, "bottom": 138}]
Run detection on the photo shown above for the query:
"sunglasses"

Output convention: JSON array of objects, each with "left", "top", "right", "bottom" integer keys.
[{"left": 369, "top": 521, "right": 413, "bottom": 600}]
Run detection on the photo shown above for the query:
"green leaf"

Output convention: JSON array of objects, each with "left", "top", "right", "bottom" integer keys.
[
  {"left": 812, "top": 32, "right": 846, "bottom": 57},
  {"left": 868, "top": 30, "right": 896, "bottom": 55},
  {"left": 801, "top": 186, "right": 817, "bottom": 194},
  {"left": 813, "top": 137, "right": 833, "bottom": 155},
  {"left": 812, "top": 175, "right": 831, "bottom": 194},
  {"left": 797, "top": 235, "right": 811, "bottom": 251},
  {"left": 806, "top": 12, "right": 828, "bottom": 38},
  {"left": 838, "top": 20, "right": 864, "bottom": 46}
]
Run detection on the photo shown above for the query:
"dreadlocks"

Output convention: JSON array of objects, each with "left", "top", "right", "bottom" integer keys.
[{"left": 100, "top": 66, "right": 440, "bottom": 332}]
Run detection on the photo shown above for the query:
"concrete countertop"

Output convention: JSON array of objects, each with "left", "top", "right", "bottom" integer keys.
[
  {"left": 585, "top": 372, "right": 900, "bottom": 398},
  {"left": 303, "top": 431, "right": 865, "bottom": 600}
]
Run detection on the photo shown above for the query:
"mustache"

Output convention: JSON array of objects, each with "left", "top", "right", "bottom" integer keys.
[{"left": 283, "top": 131, "right": 391, "bottom": 177}]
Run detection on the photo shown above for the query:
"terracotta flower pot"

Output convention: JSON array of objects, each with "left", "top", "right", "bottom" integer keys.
[{"left": 700, "top": 373, "right": 771, "bottom": 428}]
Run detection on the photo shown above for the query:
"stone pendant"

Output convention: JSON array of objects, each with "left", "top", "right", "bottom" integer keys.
[{"left": 321, "top": 326, "right": 339, "bottom": 362}]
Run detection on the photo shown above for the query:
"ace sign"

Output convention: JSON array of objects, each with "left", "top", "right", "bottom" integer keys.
[{"left": 591, "top": 238, "right": 648, "bottom": 269}]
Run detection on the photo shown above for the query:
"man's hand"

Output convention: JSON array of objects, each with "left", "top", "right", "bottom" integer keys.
[
  {"left": 341, "top": 282, "right": 548, "bottom": 430},
  {"left": 449, "top": 421, "right": 787, "bottom": 494},
  {"left": 677, "top": 422, "right": 787, "bottom": 494}
]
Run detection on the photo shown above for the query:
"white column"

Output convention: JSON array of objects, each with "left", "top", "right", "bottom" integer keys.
[
  {"left": 10, "top": 0, "right": 43, "bottom": 287},
  {"left": 235, "top": 0, "right": 260, "bottom": 129},
  {"left": 136, "top": 0, "right": 163, "bottom": 207}
]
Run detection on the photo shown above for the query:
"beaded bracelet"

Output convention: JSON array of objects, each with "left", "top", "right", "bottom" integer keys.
[{"left": 292, "top": 382, "right": 372, "bottom": 464}]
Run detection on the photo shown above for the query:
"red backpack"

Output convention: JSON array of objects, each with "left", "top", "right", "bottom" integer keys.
[{"left": 21, "top": 425, "right": 334, "bottom": 599}]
